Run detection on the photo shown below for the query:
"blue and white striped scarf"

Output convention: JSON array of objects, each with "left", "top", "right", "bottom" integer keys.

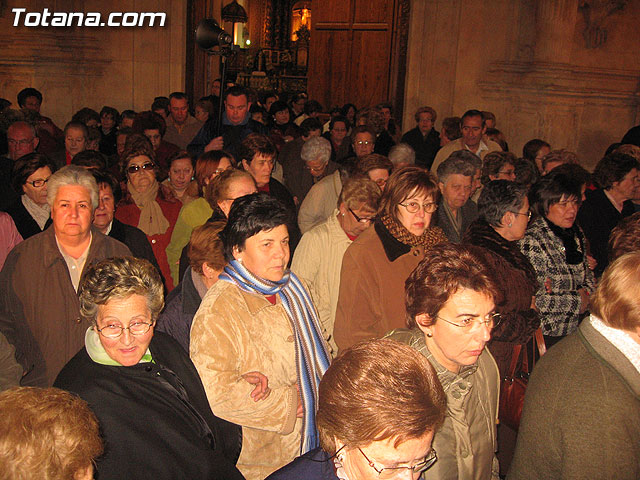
[{"left": 220, "top": 259, "right": 331, "bottom": 454}]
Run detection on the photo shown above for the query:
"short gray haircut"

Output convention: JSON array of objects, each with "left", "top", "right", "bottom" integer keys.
[
  {"left": 7, "top": 120, "right": 37, "bottom": 139},
  {"left": 436, "top": 150, "right": 480, "bottom": 183},
  {"left": 47, "top": 165, "right": 99, "bottom": 211},
  {"left": 301, "top": 136, "right": 332, "bottom": 165},
  {"left": 388, "top": 143, "right": 415, "bottom": 167}
]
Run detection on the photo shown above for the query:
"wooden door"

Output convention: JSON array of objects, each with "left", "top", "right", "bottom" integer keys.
[{"left": 308, "top": 0, "right": 399, "bottom": 111}]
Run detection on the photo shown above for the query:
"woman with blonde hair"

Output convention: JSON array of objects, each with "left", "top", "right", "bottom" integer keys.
[
  {"left": 0, "top": 386, "right": 103, "bottom": 480},
  {"left": 292, "top": 176, "right": 382, "bottom": 355},
  {"left": 510, "top": 251, "right": 640, "bottom": 479}
]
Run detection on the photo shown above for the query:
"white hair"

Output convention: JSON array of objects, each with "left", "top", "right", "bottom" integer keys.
[
  {"left": 46, "top": 165, "right": 99, "bottom": 211},
  {"left": 388, "top": 143, "right": 416, "bottom": 166},
  {"left": 301, "top": 136, "right": 332, "bottom": 165}
]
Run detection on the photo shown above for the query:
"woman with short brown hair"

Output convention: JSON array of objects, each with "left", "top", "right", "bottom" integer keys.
[
  {"left": 267, "top": 338, "right": 446, "bottom": 480},
  {"left": 334, "top": 167, "right": 447, "bottom": 352},
  {"left": 387, "top": 242, "right": 502, "bottom": 480}
]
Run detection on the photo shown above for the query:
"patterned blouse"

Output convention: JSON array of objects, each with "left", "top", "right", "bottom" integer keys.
[{"left": 518, "top": 217, "right": 595, "bottom": 337}]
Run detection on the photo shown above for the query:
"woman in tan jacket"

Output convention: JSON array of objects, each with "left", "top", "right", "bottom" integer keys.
[
  {"left": 190, "top": 193, "right": 330, "bottom": 480},
  {"left": 333, "top": 167, "right": 447, "bottom": 352}
]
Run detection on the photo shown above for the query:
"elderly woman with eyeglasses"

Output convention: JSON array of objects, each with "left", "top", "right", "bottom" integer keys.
[
  {"left": 462, "top": 180, "right": 540, "bottom": 378},
  {"left": 386, "top": 242, "right": 502, "bottom": 480},
  {"left": 53, "top": 257, "right": 244, "bottom": 480},
  {"left": 267, "top": 338, "right": 446, "bottom": 480},
  {"left": 519, "top": 172, "right": 595, "bottom": 348},
  {"left": 333, "top": 167, "right": 447, "bottom": 352},
  {"left": 7, "top": 153, "right": 56, "bottom": 239},
  {"left": 291, "top": 176, "right": 382, "bottom": 356},
  {"left": 115, "top": 139, "right": 182, "bottom": 290}
]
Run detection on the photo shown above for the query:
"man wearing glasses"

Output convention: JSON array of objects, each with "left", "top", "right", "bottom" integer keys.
[{"left": 1, "top": 121, "right": 40, "bottom": 210}]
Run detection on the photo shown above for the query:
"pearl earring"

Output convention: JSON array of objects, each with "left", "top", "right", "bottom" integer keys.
[
  {"left": 426, "top": 332, "right": 433, "bottom": 338},
  {"left": 508, "top": 222, "right": 512, "bottom": 227}
]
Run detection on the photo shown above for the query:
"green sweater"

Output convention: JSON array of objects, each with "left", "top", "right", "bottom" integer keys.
[
  {"left": 166, "top": 197, "right": 213, "bottom": 285},
  {"left": 508, "top": 318, "right": 640, "bottom": 480}
]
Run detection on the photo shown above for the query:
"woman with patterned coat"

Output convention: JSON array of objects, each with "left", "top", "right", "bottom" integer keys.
[{"left": 518, "top": 172, "right": 595, "bottom": 347}]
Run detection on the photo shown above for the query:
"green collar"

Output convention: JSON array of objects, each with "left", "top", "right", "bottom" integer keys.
[{"left": 85, "top": 327, "right": 153, "bottom": 366}]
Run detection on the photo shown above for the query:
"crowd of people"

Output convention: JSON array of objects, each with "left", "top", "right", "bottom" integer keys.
[{"left": 0, "top": 85, "right": 639, "bottom": 479}]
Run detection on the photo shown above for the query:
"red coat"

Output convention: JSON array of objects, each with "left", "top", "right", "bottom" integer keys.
[{"left": 115, "top": 185, "right": 181, "bottom": 291}]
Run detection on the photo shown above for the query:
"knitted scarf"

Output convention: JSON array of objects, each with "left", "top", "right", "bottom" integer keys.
[
  {"left": 128, "top": 180, "right": 170, "bottom": 236},
  {"left": 219, "top": 259, "right": 330, "bottom": 454},
  {"left": 379, "top": 212, "right": 444, "bottom": 248}
]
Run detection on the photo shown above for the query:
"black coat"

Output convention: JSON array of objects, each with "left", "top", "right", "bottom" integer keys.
[
  {"left": 156, "top": 267, "right": 203, "bottom": 353},
  {"left": 266, "top": 448, "right": 338, "bottom": 480},
  {"left": 401, "top": 127, "right": 441, "bottom": 170},
  {"left": 54, "top": 331, "right": 244, "bottom": 480},
  {"left": 577, "top": 188, "right": 635, "bottom": 277},
  {"left": 4, "top": 198, "right": 50, "bottom": 240},
  {"left": 108, "top": 219, "right": 161, "bottom": 274},
  {"left": 0, "top": 156, "right": 18, "bottom": 211}
]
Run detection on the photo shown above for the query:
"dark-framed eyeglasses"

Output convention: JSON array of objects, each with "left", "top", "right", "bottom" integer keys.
[
  {"left": 96, "top": 321, "right": 154, "bottom": 338},
  {"left": 357, "top": 446, "right": 438, "bottom": 479},
  {"left": 127, "top": 162, "right": 156, "bottom": 175},
  {"left": 399, "top": 201, "right": 438, "bottom": 214},
  {"left": 26, "top": 177, "right": 50, "bottom": 188},
  {"left": 436, "top": 313, "right": 502, "bottom": 331},
  {"left": 355, "top": 140, "right": 373, "bottom": 146},
  {"left": 348, "top": 207, "right": 375, "bottom": 224}
]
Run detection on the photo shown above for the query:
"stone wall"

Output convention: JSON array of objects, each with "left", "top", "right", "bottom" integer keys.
[
  {"left": 1, "top": 0, "right": 186, "bottom": 128},
  {"left": 404, "top": 0, "right": 640, "bottom": 169}
]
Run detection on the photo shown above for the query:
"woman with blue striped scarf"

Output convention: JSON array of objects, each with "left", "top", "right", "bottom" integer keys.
[{"left": 191, "top": 192, "right": 331, "bottom": 480}]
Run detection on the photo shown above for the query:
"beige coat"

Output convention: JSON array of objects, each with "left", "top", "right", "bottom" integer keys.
[
  {"left": 190, "top": 280, "right": 301, "bottom": 480},
  {"left": 297, "top": 170, "right": 342, "bottom": 233},
  {"left": 291, "top": 211, "right": 352, "bottom": 356},
  {"left": 386, "top": 328, "right": 500, "bottom": 480}
]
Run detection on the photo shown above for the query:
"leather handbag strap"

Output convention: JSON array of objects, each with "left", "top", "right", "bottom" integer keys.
[
  {"left": 507, "top": 344, "right": 522, "bottom": 377},
  {"left": 534, "top": 328, "right": 546, "bottom": 356}
]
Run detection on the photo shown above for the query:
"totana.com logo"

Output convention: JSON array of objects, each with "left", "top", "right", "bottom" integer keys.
[{"left": 12, "top": 8, "right": 166, "bottom": 27}]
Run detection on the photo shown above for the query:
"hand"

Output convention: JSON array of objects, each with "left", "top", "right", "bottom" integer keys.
[
  {"left": 204, "top": 136, "right": 224, "bottom": 152},
  {"left": 242, "top": 371, "right": 271, "bottom": 402},
  {"left": 295, "top": 383, "right": 303, "bottom": 418},
  {"left": 578, "top": 288, "right": 590, "bottom": 314},
  {"left": 586, "top": 255, "right": 597, "bottom": 271}
]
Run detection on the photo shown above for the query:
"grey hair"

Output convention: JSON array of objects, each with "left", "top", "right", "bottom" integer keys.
[
  {"left": 436, "top": 150, "right": 480, "bottom": 183},
  {"left": 47, "top": 165, "right": 99, "bottom": 211},
  {"left": 301, "top": 136, "right": 332, "bottom": 165},
  {"left": 388, "top": 143, "right": 416, "bottom": 167},
  {"left": 8, "top": 120, "right": 37, "bottom": 138}
]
